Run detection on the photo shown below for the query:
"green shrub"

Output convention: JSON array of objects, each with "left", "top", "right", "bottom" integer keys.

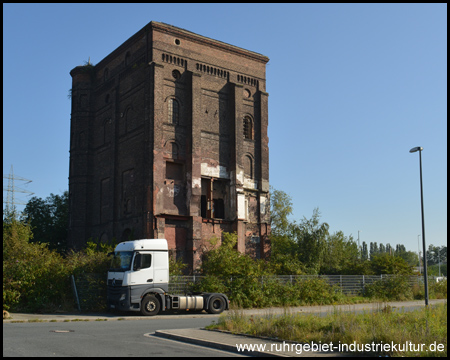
[
  {"left": 196, "top": 232, "right": 348, "bottom": 308},
  {"left": 65, "top": 240, "right": 114, "bottom": 312},
  {"left": 430, "top": 279, "right": 447, "bottom": 299},
  {"left": 413, "top": 279, "right": 448, "bottom": 300},
  {"left": 363, "top": 276, "right": 413, "bottom": 301},
  {"left": 3, "top": 217, "right": 116, "bottom": 313},
  {"left": 3, "top": 217, "right": 73, "bottom": 312},
  {"left": 169, "top": 255, "right": 187, "bottom": 276}
]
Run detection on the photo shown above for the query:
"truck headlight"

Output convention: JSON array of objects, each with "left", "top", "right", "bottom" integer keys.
[{"left": 120, "top": 293, "right": 126, "bottom": 301}]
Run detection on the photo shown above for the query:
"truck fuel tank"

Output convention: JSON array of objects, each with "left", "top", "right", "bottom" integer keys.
[{"left": 170, "top": 295, "right": 204, "bottom": 310}]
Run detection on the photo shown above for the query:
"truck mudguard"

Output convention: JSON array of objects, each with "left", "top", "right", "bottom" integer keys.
[{"left": 140, "top": 287, "right": 166, "bottom": 311}]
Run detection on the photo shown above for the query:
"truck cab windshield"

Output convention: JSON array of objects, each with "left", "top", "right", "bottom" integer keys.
[{"left": 109, "top": 251, "right": 133, "bottom": 272}]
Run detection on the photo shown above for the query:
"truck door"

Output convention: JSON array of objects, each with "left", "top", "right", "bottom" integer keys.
[
  {"left": 132, "top": 252, "right": 153, "bottom": 284},
  {"left": 129, "top": 252, "right": 154, "bottom": 304}
]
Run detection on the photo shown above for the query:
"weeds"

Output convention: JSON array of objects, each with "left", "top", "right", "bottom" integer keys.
[{"left": 210, "top": 303, "right": 447, "bottom": 357}]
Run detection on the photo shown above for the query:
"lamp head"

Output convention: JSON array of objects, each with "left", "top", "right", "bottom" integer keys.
[{"left": 409, "top": 146, "right": 423, "bottom": 153}]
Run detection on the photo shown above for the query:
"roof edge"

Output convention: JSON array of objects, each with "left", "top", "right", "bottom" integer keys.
[{"left": 151, "top": 21, "right": 269, "bottom": 63}]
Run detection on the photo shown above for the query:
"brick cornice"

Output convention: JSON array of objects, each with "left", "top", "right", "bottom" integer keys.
[{"left": 150, "top": 21, "right": 269, "bottom": 64}]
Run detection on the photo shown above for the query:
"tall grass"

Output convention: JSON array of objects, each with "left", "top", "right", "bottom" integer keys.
[{"left": 209, "top": 303, "right": 447, "bottom": 357}]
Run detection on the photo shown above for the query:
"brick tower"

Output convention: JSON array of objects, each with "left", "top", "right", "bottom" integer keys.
[{"left": 68, "top": 22, "right": 270, "bottom": 271}]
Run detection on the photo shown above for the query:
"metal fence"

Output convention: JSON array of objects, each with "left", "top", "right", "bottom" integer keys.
[
  {"left": 168, "top": 275, "right": 430, "bottom": 296},
  {"left": 71, "top": 274, "right": 438, "bottom": 311},
  {"left": 72, "top": 274, "right": 106, "bottom": 312}
]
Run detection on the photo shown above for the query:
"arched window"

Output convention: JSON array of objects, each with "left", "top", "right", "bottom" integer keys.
[
  {"left": 243, "top": 116, "right": 253, "bottom": 140},
  {"left": 168, "top": 98, "right": 179, "bottom": 124},
  {"left": 244, "top": 155, "right": 253, "bottom": 179}
]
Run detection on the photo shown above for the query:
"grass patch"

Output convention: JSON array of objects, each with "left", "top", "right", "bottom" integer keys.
[{"left": 208, "top": 303, "right": 447, "bottom": 357}]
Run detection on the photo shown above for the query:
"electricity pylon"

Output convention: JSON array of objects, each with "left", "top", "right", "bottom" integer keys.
[{"left": 3, "top": 165, "right": 34, "bottom": 217}]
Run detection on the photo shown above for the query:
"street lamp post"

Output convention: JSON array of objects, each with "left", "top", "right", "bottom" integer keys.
[
  {"left": 438, "top": 248, "right": 441, "bottom": 278},
  {"left": 418, "top": 235, "right": 421, "bottom": 274},
  {"left": 358, "top": 230, "right": 361, "bottom": 259},
  {"left": 409, "top": 146, "right": 429, "bottom": 306}
]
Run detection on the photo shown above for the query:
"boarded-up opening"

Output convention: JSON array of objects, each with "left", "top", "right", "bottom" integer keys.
[
  {"left": 166, "top": 162, "right": 183, "bottom": 180},
  {"left": 165, "top": 224, "right": 187, "bottom": 262}
]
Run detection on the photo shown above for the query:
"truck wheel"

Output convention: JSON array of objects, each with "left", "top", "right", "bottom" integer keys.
[
  {"left": 207, "top": 295, "right": 226, "bottom": 314},
  {"left": 140, "top": 294, "right": 160, "bottom": 316}
]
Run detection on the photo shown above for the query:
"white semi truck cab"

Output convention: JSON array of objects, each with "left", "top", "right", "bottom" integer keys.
[{"left": 107, "top": 239, "right": 229, "bottom": 316}]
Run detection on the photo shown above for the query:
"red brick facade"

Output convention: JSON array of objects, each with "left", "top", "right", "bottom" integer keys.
[{"left": 68, "top": 22, "right": 270, "bottom": 271}]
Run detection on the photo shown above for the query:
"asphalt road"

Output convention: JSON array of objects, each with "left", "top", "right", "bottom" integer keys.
[
  {"left": 4, "top": 300, "right": 446, "bottom": 357},
  {"left": 3, "top": 316, "right": 246, "bottom": 357}
]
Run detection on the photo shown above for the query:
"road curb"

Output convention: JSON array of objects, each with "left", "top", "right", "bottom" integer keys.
[{"left": 153, "top": 328, "right": 285, "bottom": 357}]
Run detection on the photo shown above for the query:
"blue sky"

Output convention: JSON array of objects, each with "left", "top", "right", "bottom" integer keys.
[{"left": 3, "top": 4, "right": 447, "bottom": 253}]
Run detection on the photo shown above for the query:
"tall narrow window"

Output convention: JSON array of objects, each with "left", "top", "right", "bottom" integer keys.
[
  {"left": 168, "top": 98, "right": 179, "bottom": 124},
  {"left": 244, "top": 155, "right": 253, "bottom": 179},
  {"left": 243, "top": 116, "right": 253, "bottom": 140}
]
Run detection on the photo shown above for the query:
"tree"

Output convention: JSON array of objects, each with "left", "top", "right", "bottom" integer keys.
[
  {"left": 269, "top": 192, "right": 329, "bottom": 274},
  {"left": 361, "top": 241, "right": 369, "bottom": 260},
  {"left": 395, "top": 244, "right": 406, "bottom": 254},
  {"left": 370, "top": 242, "right": 379, "bottom": 259},
  {"left": 292, "top": 208, "right": 329, "bottom": 274},
  {"left": 269, "top": 187, "right": 293, "bottom": 236},
  {"left": 3, "top": 214, "right": 71, "bottom": 312},
  {"left": 369, "top": 253, "right": 413, "bottom": 275},
  {"left": 22, "top": 191, "right": 69, "bottom": 253},
  {"left": 268, "top": 188, "right": 304, "bottom": 274},
  {"left": 396, "top": 250, "right": 420, "bottom": 267},
  {"left": 320, "top": 231, "right": 359, "bottom": 275},
  {"left": 385, "top": 243, "right": 392, "bottom": 255},
  {"left": 200, "top": 232, "right": 262, "bottom": 278},
  {"left": 427, "top": 244, "right": 447, "bottom": 266}
]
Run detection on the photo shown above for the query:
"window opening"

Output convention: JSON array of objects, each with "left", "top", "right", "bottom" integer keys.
[
  {"left": 172, "top": 70, "right": 181, "bottom": 79},
  {"left": 213, "top": 198, "right": 225, "bottom": 219},
  {"left": 243, "top": 116, "right": 253, "bottom": 140},
  {"left": 201, "top": 178, "right": 227, "bottom": 220},
  {"left": 244, "top": 155, "right": 253, "bottom": 179},
  {"left": 201, "top": 195, "right": 207, "bottom": 218},
  {"left": 168, "top": 98, "right": 179, "bottom": 124}
]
